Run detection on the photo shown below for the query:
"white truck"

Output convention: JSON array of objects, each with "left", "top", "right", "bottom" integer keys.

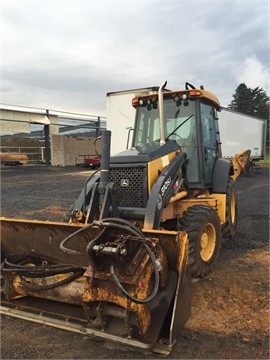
[{"left": 106, "top": 87, "right": 267, "bottom": 165}]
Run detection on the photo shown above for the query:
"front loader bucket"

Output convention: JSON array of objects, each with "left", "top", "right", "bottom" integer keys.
[
  {"left": 0, "top": 217, "right": 191, "bottom": 354},
  {"left": 0, "top": 217, "right": 95, "bottom": 267}
]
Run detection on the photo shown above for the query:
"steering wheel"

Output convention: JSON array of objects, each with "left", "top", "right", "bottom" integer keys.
[{"left": 169, "top": 133, "right": 184, "bottom": 143}]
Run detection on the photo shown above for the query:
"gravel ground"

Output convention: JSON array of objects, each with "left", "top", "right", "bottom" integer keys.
[{"left": 0, "top": 164, "right": 269, "bottom": 359}]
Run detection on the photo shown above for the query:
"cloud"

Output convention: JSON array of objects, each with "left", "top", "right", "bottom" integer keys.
[
  {"left": 1, "top": 0, "right": 269, "bottom": 113},
  {"left": 237, "top": 57, "right": 270, "bottom": 91}
]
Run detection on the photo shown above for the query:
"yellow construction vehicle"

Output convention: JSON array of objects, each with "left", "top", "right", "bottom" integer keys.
[{"left": 0, "top": 82, "right": 250, "bottom": 354}]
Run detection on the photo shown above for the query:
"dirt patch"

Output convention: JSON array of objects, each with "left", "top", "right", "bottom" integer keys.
[
  {"left": 1, "top": 165, "right": 269, "bottom": 359},
  {"left": 24, "top": 205, "right": 66, "bottom": 217},
  {"left": 189, "top": 249, "right": 269, "bottom": 337}
]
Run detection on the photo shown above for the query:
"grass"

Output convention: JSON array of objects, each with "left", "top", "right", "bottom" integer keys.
[{"left": 259, "top": 152, "right": 270, "bottom": 165}]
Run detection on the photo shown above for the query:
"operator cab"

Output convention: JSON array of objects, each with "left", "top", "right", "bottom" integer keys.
[{"left": 132, "top": 89, "right": 221, "bottom": 188}]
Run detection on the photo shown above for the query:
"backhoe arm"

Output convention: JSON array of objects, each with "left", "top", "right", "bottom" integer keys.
[{"left": 231, "top": 149, "right": 251, "bottom": 181}]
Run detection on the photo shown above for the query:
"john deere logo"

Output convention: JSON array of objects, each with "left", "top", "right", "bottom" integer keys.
[{"left": 121, "top": 179, "right": 129, "bottom": 187}]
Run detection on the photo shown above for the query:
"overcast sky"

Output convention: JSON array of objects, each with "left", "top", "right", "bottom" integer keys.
[{"left": 1, "top": 0, "right": 269, "bottom": 116}]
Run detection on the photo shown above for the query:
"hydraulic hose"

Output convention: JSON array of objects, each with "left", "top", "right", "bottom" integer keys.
[
  {"left": 99, "top": 217, "right": 145, "bottom": 237},
  {"left": 19, "top": 270, "right": 84, "bottom": 291},
  {"left": 110, "top": 241, "right": 160, "bottom": 304},
  {"left": 89, "top": 218, "right": 160, "bottom": 304},
  {"left": 59, "top": 217, "right": 161, "bottom": 304},
  {"left": 1, "top": 253, "right": 84, "bottom": 276},
  {"left": 85, "top": 218, "right": 145, "bottom": 254},
  {"left": 59, "top": 222, "right": 95, "bottom": 255},
  {"left": 1, "top": 252, "right": 85, "bottom": 291},
  {"left": 82, "top": 169, "right": 100, "bottom": 216}
]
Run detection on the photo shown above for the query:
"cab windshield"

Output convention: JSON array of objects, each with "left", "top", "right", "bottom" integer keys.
[
  {"left": 133, "top": 98, "right": 196, "bottom": 151},
  {"left": 133, "top": 97, "right": 200, "bottom": 182}
]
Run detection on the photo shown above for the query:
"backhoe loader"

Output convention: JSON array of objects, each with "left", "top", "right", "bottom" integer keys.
[{"left": 0, "top": 82, "right": 250, "bottom": 354}]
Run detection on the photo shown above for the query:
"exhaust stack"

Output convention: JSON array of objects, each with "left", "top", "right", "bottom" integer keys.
[{"left": 158, "top": 81, "right": 167, "bottom": 146}]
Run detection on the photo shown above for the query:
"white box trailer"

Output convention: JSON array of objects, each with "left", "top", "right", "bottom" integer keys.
[
  {"left": 106, "top": 89, "right": 267, "bottom": 162},
  {"left": 218, "top": 107, "right": 266, "bottom": 161},
  {"left": 106, "top": 87, "right": 159, "bottom": 155}
]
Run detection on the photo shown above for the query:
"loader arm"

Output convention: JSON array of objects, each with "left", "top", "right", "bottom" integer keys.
[{"left": 144, "top": 152, "right": 187, "bottom": 229}]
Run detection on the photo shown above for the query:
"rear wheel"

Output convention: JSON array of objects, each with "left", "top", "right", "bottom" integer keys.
[
  {"left": 177, "top": 205, "right": 221, "bottom": 277},
  {"left": 221, "top": 179, "right": 238, "bottom": 238}
]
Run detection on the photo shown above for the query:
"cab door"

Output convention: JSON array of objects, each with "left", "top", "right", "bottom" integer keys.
[{"left": 200, "top": 103, "right": 218, "bottom": 185}]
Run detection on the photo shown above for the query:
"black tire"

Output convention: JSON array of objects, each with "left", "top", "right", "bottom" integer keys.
[
  {"left": 245, "top": 160, "right": 254, "bottom": 173},
  {"left": 221, "top": 179, "right": 238, "bottom": 238},
  {"left": 177, "top": 205, "right": 222, "bottom": 277}
]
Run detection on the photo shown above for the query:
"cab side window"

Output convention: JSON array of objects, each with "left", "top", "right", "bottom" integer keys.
[
  {"left": 201, "top": 104, "right": 216, "bottom": 148},
  {"left": 201, "top": 103, "right": 217, "bottom": 184}
]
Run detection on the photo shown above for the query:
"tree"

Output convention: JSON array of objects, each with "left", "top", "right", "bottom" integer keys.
[
  {"left": 228, "top": 83, "right": 269, "bottom": 118},
  {"left": 228, "top": 83, "right": 269, "bottom": 148}
]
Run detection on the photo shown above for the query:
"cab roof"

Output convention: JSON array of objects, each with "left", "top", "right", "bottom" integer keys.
[{"left": 133, "top": 87, "right": 221, "bottom": 111}]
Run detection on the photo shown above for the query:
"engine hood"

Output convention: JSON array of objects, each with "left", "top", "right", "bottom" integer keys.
[{"left": 110, "top": 140, "right": 181, "bottom": 164}]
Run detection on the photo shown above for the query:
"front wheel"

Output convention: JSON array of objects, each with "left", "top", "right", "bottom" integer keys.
[{"left": 177, "top": 205, "right": 222, "bottom": 277}]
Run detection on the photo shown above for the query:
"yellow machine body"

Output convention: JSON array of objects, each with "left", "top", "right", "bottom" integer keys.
[{"left": 0, "top": 82, "right": 251, "bottom": 354}]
